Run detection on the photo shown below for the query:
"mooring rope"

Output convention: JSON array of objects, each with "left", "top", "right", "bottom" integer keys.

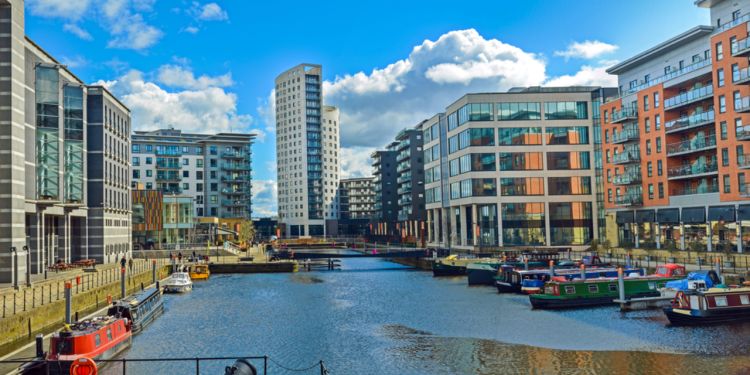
[{"left": 268, "top": 356, "right": 326, "bottom": 373}]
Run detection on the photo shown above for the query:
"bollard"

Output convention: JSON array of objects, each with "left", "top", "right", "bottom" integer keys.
[
  {"left": 120, "top": 267, "right": 126, "bottom": 299},
  {"left": 548, "top": 260, "right": 555, "bottom": 277},
  {"left": 580, "top": 264, "right": 586, "bottom": 280},
  {"left": 35, "top": 334, "right": 44, "bottom": 358},
  {"left": 64, "top": 282, "right": 72, "bottom": 324},
  {"left": 617, "top": 267, "right": 625, "bottom": 302},
  {"left": 152, "top": 260, "right": 157, "bottom": 284}
]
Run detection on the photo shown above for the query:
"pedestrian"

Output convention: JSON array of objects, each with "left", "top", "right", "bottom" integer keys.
[
  {"left": 128, "top": 258, "right": 133, "bottom": 273},
  {"left": 178, "top": 252, "right": 182, "bottom": 263},
  {"left": 120, "top": 256, "right": 126, "bottom": 269},
  {"left": 192, "top": 251, "right": 196, "bottom": 262}
]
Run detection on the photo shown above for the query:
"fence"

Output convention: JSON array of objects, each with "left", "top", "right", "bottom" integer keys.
[
  {"left": 1, "top": 259, "right": 169, "bottom": 320},
  {"left": 600, "top": 252, "right": 750, "bottom": 275}
]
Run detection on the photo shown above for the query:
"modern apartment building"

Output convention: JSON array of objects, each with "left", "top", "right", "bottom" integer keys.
[
  {"left": 275, "top": 64, "right": 341, "bottom": 237},
  {"left": 0, "top": 1, "right": 133, "bottom": 283},
  {"left": 601, "top": 0, "right": 750, "bottom": 252},
  {"left": 370, "top": 148, "right": 398, "bottom": 236},
  {"left": 130, "top": 129, "right": 255, "bottom": 220},
  {"left": 395, "top": 124, "right": 427, "bottom": 241},
  {"left": 425, "top": 87, "right": 615, "bottom": 251},
  {"left": 338, "top": 177, "right": 375, "bottom": 235}
]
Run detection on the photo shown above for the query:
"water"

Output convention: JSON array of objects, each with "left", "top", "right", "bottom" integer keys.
[{"left": 106, "top": 258, "right": 750, "bottom": 374}]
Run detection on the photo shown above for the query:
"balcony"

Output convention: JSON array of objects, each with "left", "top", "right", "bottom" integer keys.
[
  {"left": 221, "top": 188, "right": 245, "bottom": 196},
  {"left": 732, "top": 36, "right": 750, "bottom": 57},
  {"left": 739, "top": 154, "right": 750, "bottom": 169},
  {"left": 396, "top": 151, "right": 410, "bottom": 162},
  {"left": 737, "top": 125, "right": 750, "bottom": 141},
  {"left": 621, "top": 59, "right": 712, "bottom": 96},
  {"left": 615, "top": 193, "right": 643, "bottom": 207},
  {"left": 612, "top": 172, "right": 641, "bottom": 186},
  {"left": 610, "top": 107, "right": 638, "bottom": 123},
  {"left": 611, "top": 127, "right": 639, "bottom": 144},
  {"left": 221, "top": 199, "right": 246, "bottom": 207},
  {"left": 155, "top": 174, "right": 180, "bottom": 182},
  {"left": 664, "top": 85, "right": 713, "bottom": 110},
  {"left": 672, "top": 183, "right": 719, "bottom": 196},
  {"left": 221, "top": 151, "right": 247, "bottom": 159},
  {"left": 666, "top": 134, "right": 716, "bottom": 157},
  {"left": 397, "top": 186, "right": 412, "bottom": 195},
  {"left": 155, "top": 162, "right": 181, "bottom": 170},
  {"left": 221, "top": 175, "right": 249, "bottom": 183},
  {"left": 667, "top": 161, "right": 718, "bottom": 180},
  {"left": 664, "top": 110, "right": 714, "bottom": 134},
  {"left": 735, "top": 66, "right": 750, "bottom": 85},
  {"left": 611, "top": 150, "right": 640, "bottom": 165},
  {"left": 736, "top": 96, "right": 750, "bottom": 113},
  {"left": 221, "top": 163, "right": 249, "bottom": 171}
]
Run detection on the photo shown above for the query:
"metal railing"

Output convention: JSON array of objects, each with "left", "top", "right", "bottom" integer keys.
[
  {"left": 668, "top": 161, "right": 718, "bottom": 179},
  {"left": 611, "top": 127, "right": 639, "bottom": 144},
  {"left": 666, "top": 134, "right": 716, "bottom": 156},
  {"left": 611, "top": 150, "right": 640, "bottom": 164},
  {"left": 614, "top": 193, "right": 643, "bottom": 206},
  {"left": 621, "top": 58, "right": 712, "bottom": 96},
  {"left": 671, "top": 183, "right": 719, "bottom": 196},
  {"left": 736, "top": 96, "right": 750, "bottom": 112},
  {"left": 664, "top": 85, "right": 713, "bottom": 109},
  {"left": 610, "top": 106, "right": 638, "bottom": 123},
  {"left": 612, "top": 172, "right": 641, "bottom": 185},
  {"left": 664, "top": 110, "right": 714, "bottom": 134},
  {"left": 732, "top": 36, "right": 750, "bottom": 56}
]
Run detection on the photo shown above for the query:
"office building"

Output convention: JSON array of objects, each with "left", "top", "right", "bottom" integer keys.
[
  {"left": 395, "top": 123, "right": 428, "bottom": 242},
  {"left": 600, "top": 0, "right": 750, "bottom": 252},
  {"left": 275, "top": 64, "right": 341, "bottom": 237},
  {"left": 130, "top": 129, "right": 255, "bottom": 220},
  {"left": 338, "top": 177, "right": 375, "bottom": 235},
  {"left": 370, "top": 148, "right": 399, "bottom": 237},
  {"left": 425, "top": 87, "right": 614, "bottom": 251}
]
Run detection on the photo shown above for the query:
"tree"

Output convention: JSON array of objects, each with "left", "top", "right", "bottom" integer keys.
[{"left": 238, "top": 220, "right": 256, "bottom": 249}]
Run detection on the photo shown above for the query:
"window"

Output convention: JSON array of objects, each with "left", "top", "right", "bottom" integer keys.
[
  {"left": 209, "top": 146, "right": 217, "bottom": 155},
  {"left": 734, "top": 90, "right": 742, "bottom": 111},
  {"left": 210, "top": 183, "right": 217, "bottom": 192},
  {"left": 738, "top": 145, "right": 745, "bottom": 165},
  {"left": 718, "top": 68, "right": 725, "bottom": 87},
  {"left": 643, "top": 95, "right": 649, "bottom": 111},
  {"left": 564, "top": 286, "right": 576, "bottom": 294},
  {"left": 500, "top": 178, "right": 544, "bottom": 196},
  {"left": 608, "top": 284, "right": 618, "bottom": 292},
  {"left": 182, "top": 170, "right": 189, "bottom": 178},
  {"left": 458, "top": 103, "right": 493, "bottom": 124},
  {"left": 629, "top": 79, "right": 638, "bottom": 89},
  {"left": 196, "top": 171, "right": 203, "bottom": 179},
  {"left": 546, "top": 152, "right": 590, "bottom": 170},
  {"left": 197, "top": 159, "right": 204, "bottom": 168},
  {"left": 132, "top": 170, "right": 140, "bottom": 178},
  {"left": 733, "top": 64, "right": 740, "bottom": 82},
  {"left": 644, "top": 74, "right": 650, "bottom": 84},
  {"left": 740, "top": 173, "right": 746, "bottom": 194},
  {"left": 655, "top": 114, "right": 661, "bottom": 130},
  {"left": 545, "top": 126, "right": 589, "bottom": 145},
  {"left": 146, "top": 170, "right": 152, "bottom": 177},
  {"left": 498, "top": 127, "right": 542, "bottom": 145},
  {"left": 720, "top": 95, "right": 726, "bottom": 113},
  {"left": 95, "top": 334, "right": 101, "bottom": 348},
  {"left": 547, "top": 176, "right": 591, "bottom": 195},
  {"left": 496, "top": 102, "right": 541, "bottom": 120},
  {"left": 715, "top": 296, "right": 728, "bottom": 307},
  {"left": 657, "top": 160, "right": 663, "bottom": 176},
  {"left": 145, "top": 157, "right": 152, "bottom": 165},
  {"left": 658, "top": 183, "right": 664, "bottom": 198},
  {"left": 132, "top": 157, "right": 140, "bottom": 166},
  {"left": 736, "top": 118, "right": 744, "bottom": 137},
  {"left": 498, "top": 152, "right": 543, "bottom": 170},
  {"left": 182, "top": 183, "right": 189, "bottom": 190},
  {"left": 196, "top": 183, "right": 203, "bottom": 192},
  {"left": 644, "top": 118, "right": 651, "bottom": 133},
  {"left": 741, "top": 295, "right": 750, "bottom": 305},
  {"left": 717, "top": 42, "right": 724, "bottom": 61},
  {"left": 724, "top": 174, "right": 731, "bottom": 193},
  {"left": 721, "top": 121, "right": 728, "bottom": 140},
  {"left": 723, "top": 148, "right": 730, "bottom": 166},
  {"left": 145, "top": 144, "right": 152, "bottom": 152},
  {"left": 733, "top": 9, "right": 741, "bottom": 20},
  {"left": 182, "top": 158, "right": 189, "bottom": 166},
  {"left": 587, "top": 284, "right": 599, "bottom": 293},
  {"left": 544, "top": 101, "right": 588, "bottom": 120},
  {"left": 132, "top": 144, "right": 140, "bottom": 153},
  {"left": 656, "top": 137, "right": 662, "bottom": 153},
  {"left": 646, "top": 140, "right": 652, "bottom": 155},
  {"left": 146, "top": 182, "right": 152, "bottom": 189},
  {"left": 654, "top": 92, "right": 660, "bottom": 108},
  {"left": 648, "top": 184, "right": 654, "bottom": 199},
  {"left": 647, "top": 162, "right": 653, "bottom": 177}
]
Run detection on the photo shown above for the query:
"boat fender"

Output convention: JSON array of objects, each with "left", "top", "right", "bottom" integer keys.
[
  {"left": 69, "top": 357, "right": 97, "bottom": 375},
  {"left": 225, "top": 359, "right": 257, "bottom": 375}
]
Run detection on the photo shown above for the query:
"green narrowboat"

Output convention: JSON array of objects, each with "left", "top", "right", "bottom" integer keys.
[{"left": 529, "top": 276, "right": 680, "bottom": 309}]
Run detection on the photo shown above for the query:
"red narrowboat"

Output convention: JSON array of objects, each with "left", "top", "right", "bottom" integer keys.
[
  {"left": 44, "top": 316, "right": 132, "bottom": 374},
  {"left": 664, "top": 284, "right": 750, "bottom": 326}
]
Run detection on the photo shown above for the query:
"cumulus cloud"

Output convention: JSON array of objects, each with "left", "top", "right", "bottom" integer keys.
[
  {"left": 60, "top": 55, "right": 88, "bottom": 69},
  {"left": 157, "top": 64, "right": 233, "bottom": 90},
  {"left": 251, "top": 179, "right": 278, "bottom": 218},
  {"left": 94, "top": 67, "right": 253, "bottom": 136},
  {"left": 196, "top": 2, "right": 228, "bottom": 21},
  {"left": 554, "top": 40, "right": 618, "bottom": 60},
  {"left": 544, "top": 64, "right": 617, "bottom": 87},
  {"left": 340, "top": 146, "right": 377, "bottom": 179},
  {"left": 184, "top": 26, "right": 200, "bottom": 34},
  {"left": 256, "top": 90, "right": 276, "bottom": 134},
  {"left": 63, "top": 23, "right": 93, "bottom": 40},
  {"left": 27, "top": 0, "right": 92, "bottom": 20}
]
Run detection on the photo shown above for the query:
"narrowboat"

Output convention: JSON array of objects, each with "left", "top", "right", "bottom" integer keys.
[
  {"left": 39, "top": 316, "right": 132, "bottom": 374},
  {"left": 107, "top": 286, "right": 164, "bottom": 334},
  {"left": 432, "top": 255, "right": 496, "bottom": 277},
  {"left": 660, "top": 270, "right": 720, "bottom": 299},
  {"left": 188, "top": 263, "right": 210, "bottom": 280},
  {"left": 529, "top": 270, "right": 684, "bottom": 310},
  {"left": 664, "top": 284, "right": 750, "bottom": 326},
  {"left": 162, "top": 272, "right": 193, "bottom": 293},
  {"left": 496, "top": 266, "right": 644, "bottom": 294},
  {"left": 466, "top": 260, "right": 547, "bottom": 286}
]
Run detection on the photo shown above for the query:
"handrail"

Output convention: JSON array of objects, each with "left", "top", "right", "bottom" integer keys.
[{"left": 666, "top": 134, "right": 716, "bottom": 155}]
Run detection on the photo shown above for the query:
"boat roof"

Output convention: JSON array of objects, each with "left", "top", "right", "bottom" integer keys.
[{"left": 117, "top": 287, "right": 159, "bottom": 306}]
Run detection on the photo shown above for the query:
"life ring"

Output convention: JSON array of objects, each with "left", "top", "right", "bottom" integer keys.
[{"left": 69, "top": 357, "right": 97, "bottom": 375}]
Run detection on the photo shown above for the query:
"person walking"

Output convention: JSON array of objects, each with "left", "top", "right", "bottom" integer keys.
[
  {"left": 120, "top": 256, "right": 126, "bottom": 269},
  {"left": 128, "top": 258, "right": 134, "bottom": 273}
]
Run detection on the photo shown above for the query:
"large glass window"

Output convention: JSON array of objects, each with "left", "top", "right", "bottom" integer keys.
[
  {"left": 36, "top": 66, "right": 60, "bottom": 200},
  {"left": 547, "top": 151, "right": 591, "bottom": 170},
  {"left": 498, "top": 127, "right": 542, "bottom": 145},
  {"left": 544, "top": 101, "right": 588, "bottom": 120},
  {"left": 469, "top": 128, "right": 495, "bottom": 146},
  {"left": 545, "top": 126, "right": 589, "bottom": 145},
  {"left": 500, "top": 177, "right": 544, "bottom": 196},
  {"left": 63, "top": 85, "right": 84, "bottom": 203},
  {"left": 497, "top": 102, "right": 541, "bottom": 120},
  {"left": 549, "top": 202, "right": 593, "bottom": 245},
  {"left": 472, "top": 178, "right": 497, "bottom": 196},
  {"left": 477, "top": 204, "right": 498, "bottom": 246},
  {"left": 458, "top": 103, "right": 493, "bottom": 124},
  {"left": 498, "top": 152, "right": 543, "bottom": 170},
  {"left": 548, "top": 176, "right": 592, "bottom": 195},
  {"left": 471, "top": 153, "right": 496, "bottom": 171},
  {"left": 502, "top": 203, "right": 545, "bottom": 245}
]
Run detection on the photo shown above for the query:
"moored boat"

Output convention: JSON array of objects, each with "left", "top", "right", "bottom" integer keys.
[
  {"left": 496, "top": 266, "right": 644, "bottom": 294},
  {"left": 107, "top": 286, "right": 164, "bottom": 334},
  {"left": 432, "top": 255, "right": 496, "bottom": 277},
  {"left": 466, "top": 262, "right": 500, "bottom": 285},
  {"left": 188, "top": 263, "right": 210, "bottom": 280},
  {"left": 664, "top": 283, "right": 750, "bottom": 326},
  {"left": 162, "top": 272, "right": 193, "bottom": 293}
]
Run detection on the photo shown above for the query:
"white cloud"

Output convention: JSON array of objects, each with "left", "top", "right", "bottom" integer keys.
[
  {"left": 256, "top": 89, "right": 276, "bottom": 134},
  {"left": 251, "top": 179, "right": 278, "bottom": 218},
  {"left": 60, "top": 55, "right": 88, "bottom": 69},
  {"left": 184, "top": 26, "right": 200, "bottom": 34},
  {"left": 63, "top": 23, "right": 93, "bottom": 40},
  {"left": 340, "top": 146, "right": 376, "bottom": 179},
  {"left": 27, "top": 0, "right": 92, "bottom": 20},
  {"left": 196, "top": 2, "right": 228, "bottom": 21},
  {"left": 94, "top": 67, "right": 253, "bottom": 136},
  {"left": 554, "top": 40, "right": 618, "bottom": 60},
  {"left": 157, "top": 64, "right": 233, "bottom": 90},
  {"left": 544, "top": 64, "right": 617, "bottom": 87}
]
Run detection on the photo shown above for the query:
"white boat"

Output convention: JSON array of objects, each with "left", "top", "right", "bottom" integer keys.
[{"left": 162, "top": 272, "right": 193, "bottom": 293}]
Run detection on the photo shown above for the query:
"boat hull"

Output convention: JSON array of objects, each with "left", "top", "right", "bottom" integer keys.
[
  {"left": 467, "top": 267, "right": 497, "bottom": 285},
  {"left": 664, "top": 307, "right": 750, "bottom": 326},
  {"left": 163, "top": 284, "right": 192, "bottom": 293},
  {"left": 495, "top": 281, "right": 522, "bottom": 294},
  {"left": 530, "top": 292, "right": 660, "bottom": 310},
  {"left": 432, "top": 262, "right": 466, "bottom": 277},
  {"left": 44, "top": 335, "right": 132, "bottom": 375}
]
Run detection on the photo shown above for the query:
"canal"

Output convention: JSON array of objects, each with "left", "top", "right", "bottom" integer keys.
[{"left": 107, "top": 256, "right": 750, "bottom": 374}]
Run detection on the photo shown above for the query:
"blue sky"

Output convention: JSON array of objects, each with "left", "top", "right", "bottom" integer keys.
[{"left": 25, "top": 0, "right": 708, "bottom": 217}]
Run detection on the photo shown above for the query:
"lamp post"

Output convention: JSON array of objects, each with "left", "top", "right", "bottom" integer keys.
[{"left": 24, "top": 245, "right": 30, "bottom": 287}]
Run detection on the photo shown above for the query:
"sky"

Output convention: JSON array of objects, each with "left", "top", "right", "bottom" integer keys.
[{"left": 24, "top": 0, "right": 709, "bottom": 217}]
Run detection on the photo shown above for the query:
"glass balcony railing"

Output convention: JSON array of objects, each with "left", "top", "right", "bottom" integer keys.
[
  {"left": 221, "top": 150, "right": 247, "bottom": 159},
  {"left": 735, "top": 96, "right": 750, "bottom": 112},
  {"left": 612, "top": 172, "right": 642, "bottom": 185},
  {"left": 737, "top": 125, "right": 750, "bottom": 141},
  {"left": 666, "top": 134, "right": 717, "bottom": 156},
  {"left": 664, "top": 85, "right": 713, "bottom": 110},
  {"left": 672, "top": 183, "right": 719, "bottom": 196},
  {"left": 739, "top": 154, "right": 750, "bottom": 169},
  {"left": 732, "top": 36, "right": 750, "bottom": 56},
  {"left": 615, "top": 193, "right": 643, "bottom": 206},
  {"left": 611, "top": 150, "right": 640, "bottom": 164},
  {"left": 610, "top": 107, "right": 638, "bottom": 123},
  {"left": 611, "top": 127, "right": 639, "bottom": 144},
  {"left": 621, "top": 58, "right": 712, "bottom": 96},
  {"left": 715, "top": 12, "right": 750, "bottom": 34},
  {"left": 667, "top": 161, "right": 718, "bottom": 179},
  {"left": 664, "top": 110, "right": 714, "bottom": 134}
]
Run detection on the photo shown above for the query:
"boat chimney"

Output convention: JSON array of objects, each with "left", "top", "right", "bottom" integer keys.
[
  {"left": 64, "top": 281, "right": 72, "bottom": 324},
  {"left": 580, "top": 264, "right": 586, "bottom": 280},
  {"left": 617, "top": 267, "right": 625, "bottom": 302},
  {"left": 35, "top": 334, "right": 44, "bottom": 358},
  {"left": 121, "top": 267, "right": 126, "bottom": 299}
]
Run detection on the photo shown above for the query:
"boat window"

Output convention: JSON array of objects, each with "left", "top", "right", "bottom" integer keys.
[
  {"left": 94, "top": 334, "right": 101, "bottom": 347},
  {"left": 715, "top": 296, "right": 728, "bottom": 307},
  {"left": 608, "top": 284, "right": 617, "bottom": 292},
  {"left": 564, "top": 285, "right": 576, "bottom": 294},
  {"left": 741, "top": 295, "right": 749, "bottom": 305},
  {"left": 656, "top": 266, "right": 668, "bottom": 275},
  {"left": 673, "top": 268, "right": 685, "bottom": 276},
  {"left": 588, "top": 284, "right": 598, "bottom": 293},
  {"left": 107, "top": 328, "right": 113, "bottom": 341}
]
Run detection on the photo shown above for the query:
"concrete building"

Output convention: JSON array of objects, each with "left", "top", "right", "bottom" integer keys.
[
  {"left": 338, "top": 177, "right": 375, "bottom": 235},
  {"left": 130, "top": 129, "right": 255, "bottom": 220},
  {"left": 425, "top": 87, "right": 615, "bottom": 251},
  {"left": 600, "top": 0, "right": 750, "bottom": 252},
  {"left": 370, "top": 148, "right": 398, "bottom": 237},
  {"left": 275, "top": 64, "right": 340, "bottom": 237}
]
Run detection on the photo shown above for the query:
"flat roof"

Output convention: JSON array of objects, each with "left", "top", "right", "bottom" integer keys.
[{"left": 606, "top": 26, "right": 713, "bottom": 75}]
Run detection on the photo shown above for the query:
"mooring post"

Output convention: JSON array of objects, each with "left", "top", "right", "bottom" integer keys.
[
  {"left": 64, "top": 281, "right": 72, "bottom": 324},
  {"left": 120, "top": 267, "right": 126, "bottom": 299},
  {"left": 618, "top": 267, "right": 625, "bottom": 302},
  {"left": 152, "top": 259, "right": 157, "bottom": 284},
  {"left": 35, "top": 334, "right": 44, "bottom": 358},
  {"left": 580, "top": 264, "right": 586, "bottom": 280}
]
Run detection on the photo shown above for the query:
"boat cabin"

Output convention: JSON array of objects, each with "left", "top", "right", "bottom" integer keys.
[{"left": 653, "top": 264, "right": 687, "bottom": 278}]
